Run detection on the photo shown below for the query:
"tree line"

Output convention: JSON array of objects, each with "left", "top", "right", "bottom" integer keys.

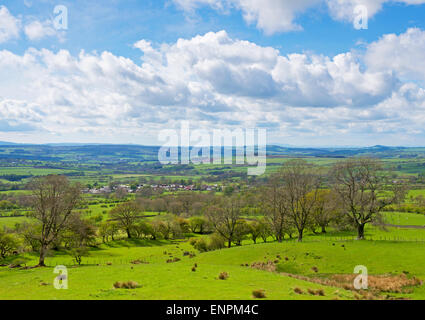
[{"left": 0, "top": 157, "right": 407, "bottom": 267}]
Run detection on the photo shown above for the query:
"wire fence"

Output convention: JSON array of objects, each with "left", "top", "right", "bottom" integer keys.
[
  {"left": 285, "top": 236, "right": 425, "bottom": 243},
  {"left": 45, "top": 257, "right": 150, "bottom": 267}
]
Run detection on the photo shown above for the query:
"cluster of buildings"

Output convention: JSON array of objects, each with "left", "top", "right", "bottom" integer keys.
[
  {"left": 150, "top": 184, "right": 220, "bottom": 192},
  {"left": 82, "top": 183, "right": 220, "bottom": 194}
]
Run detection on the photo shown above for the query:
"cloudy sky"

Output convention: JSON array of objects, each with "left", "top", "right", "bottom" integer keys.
[{"left": 0, "top": 0, "right": 425, "bottom": 146}]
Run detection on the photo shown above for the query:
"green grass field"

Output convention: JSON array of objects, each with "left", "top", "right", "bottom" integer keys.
[
  {"left": 1, "top": 237, "right": 424, "bottom": 300},
  {"left": 383, "top": 212, "right": 425, "bottom": 226},
  {"left": 1, "top": 221, "right": 424, "bottom": 300}
]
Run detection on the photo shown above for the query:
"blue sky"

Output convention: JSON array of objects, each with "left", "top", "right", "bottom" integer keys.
[
  {"left": 0, "top": 0, "right": 425, "bottom": 146},
  {"left": 4, "top": 1, "right": 425, "bottom": 58}
]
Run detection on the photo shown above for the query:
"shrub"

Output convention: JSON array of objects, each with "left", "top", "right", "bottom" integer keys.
[
  {"left": 190, "top": 234, "right": 225, "bottom": 253},
  {"left": 252, "top": 289, "right": 266, "bottom": 299},
  {"left": 114, "top": 281, "right": 140, "bottom": 289},
  {"left": 294, "top": 287, "right": 304, "bottom": 295},
  {"left": 308, "top": 288, "right": 325, "bottom": 296},
  {"left": 218, "top": 272, "right": 229, "bottom": 280},
  {"left": 166, "top": 257, "right": 181, "bottom": 263},
  {"left": 250, "top": 261, "right": 276, "bottom": 272},
  {"left": 191, "top": 267, "right": 196, "bottom": 272},
  {"left": 123, "top": 281, "right": 140, "bottom": 289},
  {"left": 68, "top": 246, "right": 89, "bottom": 266},
  {"left": 192, "top": 237, "right": 208, "bottom": 252},
  {"left": 307, "top": 288, "right": 316, "bottom": 295},
  {"left": 207, "top": 233, "right": 225, "bottom": 251},
  {"left": 0, "top": 232, "right": 19, "bottom": 259},
  {"left": 316, "top": 289, "right": 325, "bottom": 296}
]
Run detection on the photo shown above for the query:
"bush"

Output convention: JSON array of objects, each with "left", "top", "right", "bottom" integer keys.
[
  {"left": 307, "top": 288, "right": 316, "bottom": 295},
  {"left": 316, "top": 289, "right": 325, "bottom": 296},
  {"left": 68, "top": 246, "right": 89, "bottom": 265},
  {"left": 308, "top": 288, "right": 325, "bottom": 296},
  {"left": 294, "top": 287, "right": 304, "bottom": 295},
  {"left": 113, "top": 281, "right": 140, "bottom": 289},
  {"left": 0, "top": 232, "right": 19, "bottom": 259},
  {"left": 190, "top": 234, "right": 225, "bottom": 253},
  {"left": 252, "top": 289, "right": 266, "bottom": 299},
  {"left": 191, "top": 237, "right": 208, "bottom": 252},
  {"left": 218, "top": 272, "right": 229, "bottom": 280},
  {"left": 207, "top": 233, "right": 225, "bottom": 251}
]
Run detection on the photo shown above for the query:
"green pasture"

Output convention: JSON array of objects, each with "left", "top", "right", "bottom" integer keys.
[{"left": 1, "top": 236, "right": 424, "bottom": 300}]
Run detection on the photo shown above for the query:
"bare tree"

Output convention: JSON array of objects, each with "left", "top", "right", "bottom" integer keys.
[
  {"left": 280, "top": 160, "right": 321, "bottom": 242},
  {"left": 29, "top": 175, "right": 81, "bottom": 267},
  {"left": 332, "top": 158, "right": 406, "bottom": 240},
  {"left": 206, "top": 196, "right": 242, "bottom": 248},
  {"left": 259, "top": 175, "right": 288, "bottom": 243},
  {"left": 151, "top": 198, "right": 167, "bottom": 214},
  {"left": 115, "top": 187, "right": 128, "bottom": 200}
]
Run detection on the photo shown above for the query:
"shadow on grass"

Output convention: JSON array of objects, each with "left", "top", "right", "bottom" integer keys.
[{"left": 102, "top": 238, "right": 171, "bottom": 249}]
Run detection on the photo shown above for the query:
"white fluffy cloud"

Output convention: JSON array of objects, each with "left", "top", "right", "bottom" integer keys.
[
  {"left": 327, "top": 0, "right": 425, "bottom": 22},
  {"left": 234, "top": 0, "right": 321, "bottom": 34},
  {"left": 365, "top": 28, "right": 425, "bottom": 83},
  {"left": 173, "top": 0, "right": 425, "bottom": 33},
  {"left": 0, "top": 6, "right": 21, "bottom": 43},
  {"left": 24, "top": 20, "right": 60, "bottom": 41},
  {"left": 0, "top": 6, "right": 64, "bottom": 44},
  {"left": 173, "top": 0, "right": 321, "bottom": 33},
  {"left": 1, "top": 28, "right": 425, "bottom": 144}
]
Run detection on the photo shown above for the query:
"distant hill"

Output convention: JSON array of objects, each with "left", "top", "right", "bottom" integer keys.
[
  {"left": 0, "top": 143, "right": 422, "bottom": 163},
  {"left": 0, "top": 141, "right": 18, "bottom": 146}
]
